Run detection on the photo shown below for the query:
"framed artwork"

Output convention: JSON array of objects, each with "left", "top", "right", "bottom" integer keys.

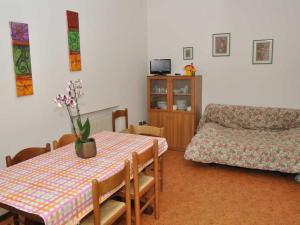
[
  {"left": 10, "top": 21, "right": 33, "bottom": 96},
  {"left": 252, "top": 39, "right": 273, "bottom": 64},
  {"left": 66, "top": 10, "right": 82, "bottom": 71},
  {"left": 212, "top": 33, "right": 230, "bottom": 57},
  {"left": 183, "top": 47, "right": 193, "bottom": 60}
]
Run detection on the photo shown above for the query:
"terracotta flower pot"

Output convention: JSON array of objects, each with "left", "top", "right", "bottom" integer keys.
[{"left": 76, "top": 138, "right": 97, "bottom": 159}]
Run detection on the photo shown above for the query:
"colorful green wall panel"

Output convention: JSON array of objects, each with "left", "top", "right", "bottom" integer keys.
[
  {"left": 66, "top": 10, "right": 81, "bottom": 71},
  {"left": 10, "top": 22, "right": 33, "bottom": 96}
]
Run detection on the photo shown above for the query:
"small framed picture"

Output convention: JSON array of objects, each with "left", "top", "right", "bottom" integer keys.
[
  {"left": 183, "top": 47, "right": 193, "bottom": 60},
  {"left": 252, "top": 39, "right": 273, "bottom": 64},
  {"left": 212, "top": 33, "right": 230, "bottom": 57}
]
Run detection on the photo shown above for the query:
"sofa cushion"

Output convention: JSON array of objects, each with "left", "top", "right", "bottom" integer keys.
[
  {"left": 199, "top": 104, "right": 300, "bottom": 130},
  {"left": 185, "top": 122, "right": 300, "bottom": 173}
]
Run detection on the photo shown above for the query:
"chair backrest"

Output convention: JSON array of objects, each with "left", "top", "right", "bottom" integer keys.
[
  {"left": 132, "top": 139, "right": 159, "bottom": 189},
  {"left": 112, "top": 108, "right": 128, "bottom": 132},
  {"left": 92, "top": 160, "right": 131, "bottom": 225},
  {"left": 52, "top": 134, "right": 77, "bottom": 150},
  {"left": 129, "top": 125, "right": 164, "bottom": 138},
  {"left": 6, "top": 143, "right": 51, "bottom": 167}
]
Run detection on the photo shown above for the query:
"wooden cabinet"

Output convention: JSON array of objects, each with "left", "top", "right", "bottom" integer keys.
[{"left": 147, "top": 75, "right": 202, "bottom": 151}]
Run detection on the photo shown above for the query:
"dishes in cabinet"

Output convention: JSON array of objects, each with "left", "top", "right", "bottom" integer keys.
[
  {"left": 173, "top": 86, "right": 189, "bottom": 94},
  {"left": 152, "top": 86, "right": 167, "bottom": 94},
  {"left": 157, "top": 101, "right": 167, "bottom": 110},
  {"left": 176, "top": 99, "right": 187, "bottom": 110},
  {"left": 173, "top": 89, "right": 181, "bottom": 94}
]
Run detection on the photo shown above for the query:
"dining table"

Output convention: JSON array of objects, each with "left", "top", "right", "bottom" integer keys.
[{"left": 0, "top": 131, "right": 168, "bottom": 225}]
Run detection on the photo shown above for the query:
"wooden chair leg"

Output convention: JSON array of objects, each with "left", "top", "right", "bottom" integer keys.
[
  {"left": 159, "top": 157, "right": 164, "bottom": 192},
  {"left": 134, "top": 197, "right": 141, "bottom": 225},
  {"left": 154, "top": 178, "right": 159, "bottom": 219},
  {"left": 18, "top": 214, "right": 26, "bottom": 225}
]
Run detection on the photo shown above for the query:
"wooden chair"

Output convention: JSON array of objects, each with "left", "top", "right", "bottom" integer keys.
[
  {"left": 81, "top": 160, "right": 131, "bottom": 225},
  {"left": 6, "top": 143, "right": 51, "bottom": 167},
  {"left": 112, "top": 108, "right": 129, "bottom": 133},
  {"left": 129, "top": 125, "right": 164, "bottom": 138},
  {"left": 0, "top": 208, "right": 16, "bottom": 225},
  {"left": 4, "top": 144, "right": 50, "bottom": 224},
  {"left": 129, "top": 125, "right": 165, "bottom": 192},
  {"left": 132, "top": 139, "right": 159, "bottom": 225},
  {"left": 52, "top": 134, "right": 77, "bottom": 150}
]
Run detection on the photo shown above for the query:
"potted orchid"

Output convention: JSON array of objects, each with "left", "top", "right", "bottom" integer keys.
[{"left": 53, "top": 79, "right": 96, "bottom": 158}]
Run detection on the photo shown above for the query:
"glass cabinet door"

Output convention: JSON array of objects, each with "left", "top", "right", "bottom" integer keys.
[
  {"left": 172, "top": 79, "right": 192, "bottom": 112},
  {"left": 150, "top": 79, "right": 168, "bottom": 110}
]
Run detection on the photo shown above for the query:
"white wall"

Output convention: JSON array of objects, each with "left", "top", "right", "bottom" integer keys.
[
  {"left": 1, "top": 0, "right": 299, "bottom": 169},
  {"left": 0, "top": 0, "right": 148, "bottom": 168},
  {"left": 147, "top": 0, "right": 300, "bottom": 109}
]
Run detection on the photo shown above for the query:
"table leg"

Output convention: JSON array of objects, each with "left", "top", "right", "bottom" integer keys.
[{"left": 159, "top": 157, "right": 164, "bottom": 192}]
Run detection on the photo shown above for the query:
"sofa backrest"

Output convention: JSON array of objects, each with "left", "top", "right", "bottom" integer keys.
[{"left": 199, "top": 104, "right": 300, "bottom": 130}]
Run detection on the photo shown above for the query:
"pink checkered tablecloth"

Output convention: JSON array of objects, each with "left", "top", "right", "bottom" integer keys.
[{"left": 0, "top": 131, "right": 168, "bottom": 225}]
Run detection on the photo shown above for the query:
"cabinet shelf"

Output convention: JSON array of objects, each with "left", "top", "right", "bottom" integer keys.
[
  {"left": 171, "top": 110, "right": 193, "bottom": 113},
  {"left": 173, "top": 93, "right": 192, "bottom": 96},
  {"left": 149, "top": 108, "right": 168, "bottom": 112},
  {"left": 151, "top": 93, "right": 167, "bottom": 95}
]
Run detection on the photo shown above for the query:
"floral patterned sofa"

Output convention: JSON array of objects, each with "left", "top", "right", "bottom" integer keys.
[{"left": 184, "top": 104, "right": 300, "bottom": 175}]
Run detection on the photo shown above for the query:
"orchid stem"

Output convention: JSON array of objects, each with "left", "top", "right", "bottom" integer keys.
[
  {"left": 73, "top": 82, "right": 82, "bottom": 123},
  {"left": 66, "top": 106, "right": 78, "bottom": 138}
]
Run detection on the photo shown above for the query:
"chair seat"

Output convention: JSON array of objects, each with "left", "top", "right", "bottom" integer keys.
[
  {"left": 130, "top": 174, "right": 154, "bottom": 195},
  {"left": 0, "top": 209, "right": 14, "bottom": 225},
  {"left": 81, "top": 200, "right": 126, "bottom": 225},
  {"left": 0, "top": 208, "right": 8, "bottom": 217}
]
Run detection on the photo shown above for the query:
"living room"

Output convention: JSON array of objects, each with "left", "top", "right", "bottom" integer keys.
[{"left": 0, "top": 0, "right": 299, "bottom": 225}]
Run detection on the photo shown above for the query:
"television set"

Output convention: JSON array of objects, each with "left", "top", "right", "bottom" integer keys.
[{"left": 150, "top": 59, "right": 171, "bottom": 75}]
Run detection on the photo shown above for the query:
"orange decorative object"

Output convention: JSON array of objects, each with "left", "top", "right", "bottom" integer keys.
[
  {"left": 16, "top": 76, "right": 33, "bottom": 96},
  {"left": 69, "top": 53, "right": 81, "bottom": 71},
  {"left": 184, "top": 63, "right": 196, "bottom": 76}
]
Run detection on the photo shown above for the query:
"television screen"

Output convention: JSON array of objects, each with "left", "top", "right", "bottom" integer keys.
[{"left": 150, "top": 59, "right": 171, "bottom": 75}]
